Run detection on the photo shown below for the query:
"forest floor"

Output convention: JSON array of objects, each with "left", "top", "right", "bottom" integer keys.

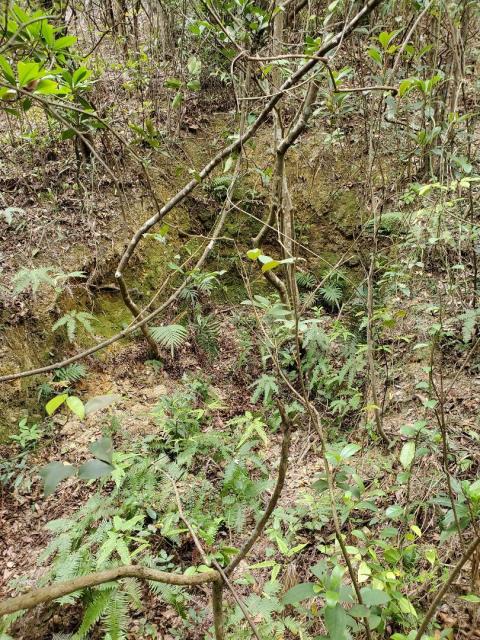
[{"left": 1, "top": 114, "right": 480, "bottom": 639}]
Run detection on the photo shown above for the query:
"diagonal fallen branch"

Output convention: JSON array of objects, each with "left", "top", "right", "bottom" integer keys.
[{"left": 0, "top": 564, "right": 219, "bottom": 617}]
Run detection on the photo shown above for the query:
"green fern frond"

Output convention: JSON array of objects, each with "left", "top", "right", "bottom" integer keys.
[
  {"left": 250, "top": 374, "right": 278, "bottom": 405},
  {"left": 52, "top": 311, "right": 96, "bottom": 343},
  {"left": 150, "top": 324, "right": 188, "bottom": 356},
  {"left": 75, "top": 311, "right": 97, "bottom": 334},
  {"left": 193, "top": 313, "right": 221, "bottom": 358},
  {"left": 121, "top": 578, "right": 142, "bottom": 609},
  {"left": 206, "top": 174, "right": 235, "bottom": 200},
  {"left": 38, "top": 532, "right": 72, "bottom": 564},
  {"left": 244, "top": 593, "right": 282, "bottom": 620},
  {"left": 458, "top": 309, "right": 480, "bottom": 343},
  {"left": 74, "top": 588, "right": 113, "bottom": 639},
  {"left": 103, "top": 589, "right": 129, "bottom": 640},
  {"left": 296, "top": 271, "right": 316, "bottom": 289},
  {"left": 320, "top": 283, "right": 343, "bottom": 307},
  {"left": 53, "top": 550, "right": 82, "bottom": 583},
  {"left": 54, "top": 363, "right": 87, "bottom": 384},
  {"left": 147, "top": 580, "right": 184, "bottom": 605},
  {"left": 13, "top": 266, "right": 56, "bottom": 294},
  {"left": 365, "top": 210, "right": 403, "bottom": 234}
]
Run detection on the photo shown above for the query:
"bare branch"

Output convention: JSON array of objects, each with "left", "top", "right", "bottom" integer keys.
[{"left": 0, "top": 564, "right": 219, "bottom": 617}]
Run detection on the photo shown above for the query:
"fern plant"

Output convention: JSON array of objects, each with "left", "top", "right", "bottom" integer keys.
[
  {"left": 319, "top": 268, "right": 348, "bottom": 310},
  {"left": 296, "top": 270, "right": 316, "bottom": 289},
  {"left": 179, "top": 268, "right": 226, "bottom": 305},
  {"left": 205, "top": 174, "right": 235, "bottom": 200},
  {"left": 12, "top": 266, "right": 56, "bottom": 293},
  {"left": 457, "top": 308, "right": 480, "bottom": 342},
  {"left": 192, "top": 312, "right": 221, "bottom": 358},
  {"left": 250, "top": 373, "right": 279, "bottom": 405},
  {"left": 54, "top": 363, "right": 88, "bottom": 384},
  {"left": 150, "top": 324, "right": 188, "bottom": 355},
  {"left": 52, "top": 311, "right": 97, "bottom": 343},
  {"left": 13, "top": 267, "right": 85, "bottom": 295}
]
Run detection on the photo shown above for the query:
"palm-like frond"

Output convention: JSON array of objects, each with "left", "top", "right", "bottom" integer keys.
[{"left": 150, "top": 324, "right": 188, "bottom": 355}]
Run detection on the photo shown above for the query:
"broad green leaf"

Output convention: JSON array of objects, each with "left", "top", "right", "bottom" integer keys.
[
  {"left": 460, "top": 594, "right": 480, "bottom": 603},
  {"left": 324, "top": 604, "right": 350, "bottom": 640},
  {"left": 53, "top": 35, "right": 77, "bottom": 50},
  {"left": 357, "top": 561, "right": 371, "bottom": 583},
  {"left": 39, "top": 462, "right": 75, "bottom": 496},
  {"left": 17, "top": 61, "right": 40, "bottom": 87},
  {"left": 172, "top": 91, "right": 183, "bottom": 109},
  {"left": 261, "top": 259, "right": 280, "bottom": 273},
  {"left": 0, "top": 55, "right": 15, "bottom": 84},
  {"left": 84, "top": 394, "right": 121, "bottom": 416},
  {"left": 78, "top": 459, "right": 114, "bottom": 480},
  {"left": 164, "top": 78, "right": 182, "bottom": 89},
  {"left": 399, "top": 78, "right": 413, "bottom": 97},
  {"left": 72, "top": 67, "right": 90, "bottom": 84},
  {"left": 326, "top": 590, "right": 340, "bottom": 607},
  {"left": 367, "top": 47, "right": 382, "bottom": 66},
  {"left": 282, "top": 582, "right": 316, "bottom": 605},
  {"left": 350, "top": 604, "right": 369, "bottom": 618},
  {"left": 248, "top": 560, "right": 276, "bottom": 569},
  {"left": 385, "top": 505, "right": 404, "bottom": 520},
  {"left": 46, "top": 393, "right": 68, "bottom": 415},
  {"left": 89, "top": 437, "right": 113, "bottom": 464},
  {"left": 425, "top": 548, "right": 436, "bottom": 566},
  {"left": 35, "top": 79, "right": 59, "bottom": 95},
  {"left": 340, "top": 443, "right": 361, "bottom": 459},
  {"left": 400, "top": 441, "right": 415, "bottom": 469},
  {"left": 66, "top": 396, "right": 85, "bottom": 419},
  {"left": 246, "top": 248, "right": 261, "bottom": 260},
  {"left": 187, "top": 56, "right": 202, "bottom": 76},
  {"left": 360, "top": 587, "right": 389, "bottom": 606},
  {"left": 187, "top": 79, "right": 200, "bottom": 91},
  {"left": 418, "top": 184, "right": 433, "bottom": 196},
  {"left": 469, "top": 479, "right": 480, "bottom": 500},
  {"left": 378, "top": 31, "right": 391, "bottom": 49},
  {"left": 398, "top": 597, "right": 417, "bottom": 617}
]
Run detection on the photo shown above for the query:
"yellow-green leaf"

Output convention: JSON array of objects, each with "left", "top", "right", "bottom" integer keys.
[
  {"left": 66, "top": 395, "right": 85, "bottom": 419},
  {"left": 46, "top": 393, "right": 68, "bottom": 415}
]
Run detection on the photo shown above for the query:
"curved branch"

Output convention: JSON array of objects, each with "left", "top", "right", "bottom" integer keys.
[
  {"left": 0, "top": 564, "right": 219, "bottom": 617},
  {"left": 225, "top": 402, "right": 292, "bottom": 576}
]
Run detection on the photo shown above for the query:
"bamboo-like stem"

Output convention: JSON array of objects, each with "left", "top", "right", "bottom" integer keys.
[{"left": 211, "top": 581, "right": 225, "bottom": 640}]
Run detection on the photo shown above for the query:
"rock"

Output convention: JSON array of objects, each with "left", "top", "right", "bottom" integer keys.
[{"left": 143, "top": 384, "right": 167, "bottom": 400}]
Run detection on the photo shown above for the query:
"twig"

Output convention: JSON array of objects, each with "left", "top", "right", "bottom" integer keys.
[
  {"left": 414, "top": 534, "right": 480, "bottom": 640},
  {"left": 334, "top": 84, "right": 397, "bottom": 94}
]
